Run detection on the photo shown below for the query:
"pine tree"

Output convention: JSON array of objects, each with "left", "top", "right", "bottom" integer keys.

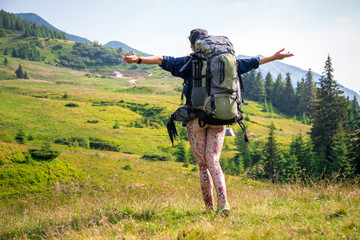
[
  {"left": 265, "top": 72, "right": 274, "bottom": 102},
  {"left": 174, "top": 140, "right": 187, "bottom": 163},
  {"left": 3, "top": 57, "right": 8, "bottom": 66},
  {"left": 15, "top": 64, "right": 24, "bottom": 78},
  {"left": 301, "top": 69, "right": 317, "bottom": 116},
  {"left": 281, "top": 153, "right": 300, "bottom": 183},
  {"left": 329, "top": 125, "right": 353, "bottom": 176},
  {"left": 15, "top": 128, "right": 26, "bottom": 144},
  {"left": 234, "top": 129, "right": 252, "bottom": 170},
  {"left": 263, "top": 122, "right": 282, "bottom": 180},
  {"left": 250, "top": 71, "right": 266, "bottom": 102},
  {"left": 11, "top": 49, "right": 17, "bottom": 58},
  {"left": 353, "top": 128, "right": 360, "bottom": 175},
  {"left": 271, "top": 74, "right": 285, "bottom": 109},
  {"left": 349, "top": 96, "right": 360, "bottom": 127},
  {"left": 310, "top": 55, "right": 349, "bottom": 168},
  {"left": 242, "top": 70, "right": 256, "bottom": 100},
  {"left": 279, "top": 73, "right": 295, "bottom": 114},
  {"left": 290, "top": 134, "right": 315, "bottom": 174}
]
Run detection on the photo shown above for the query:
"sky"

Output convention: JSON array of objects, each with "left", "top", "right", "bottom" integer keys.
[{"left": 1, "top": 0, "right": 360, "bottom": 93}]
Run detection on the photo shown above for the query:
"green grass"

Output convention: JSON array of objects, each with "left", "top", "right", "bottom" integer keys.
[{"left": 0, "top": 46, "right": 358, "bottom": 239}]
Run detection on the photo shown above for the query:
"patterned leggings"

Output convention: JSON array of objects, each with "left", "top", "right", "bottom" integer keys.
[{"left": 186, "top": 118, "right": 227, "bottom": 211}]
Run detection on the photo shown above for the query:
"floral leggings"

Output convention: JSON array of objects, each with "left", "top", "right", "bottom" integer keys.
[{"left": 186, "top": 118, "right": 227, "bottom": 211}]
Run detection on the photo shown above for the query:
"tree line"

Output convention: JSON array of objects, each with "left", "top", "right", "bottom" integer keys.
[
  {"left": 0, "top": 10, "right": 67, "bottom": 40},
  {"left": 59, "top": 42, "right": 125, "bottom": 69},
  {"left": 242, "top": 67, "right": 317, "bottom": 121}
]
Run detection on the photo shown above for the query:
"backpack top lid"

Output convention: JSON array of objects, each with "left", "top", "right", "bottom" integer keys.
[{"left": 195, "top": 35, "right": 235, "bottom": 57}]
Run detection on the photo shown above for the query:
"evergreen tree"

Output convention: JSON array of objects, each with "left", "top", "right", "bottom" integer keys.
[
  {"left": 295, "top": 78, "right": 305, "bottom": 115},
  {"left": 263, "top": 122, "right": 282, "bottom": 180},
  {"left": 279, "top": 72, "right": 295, "bottom": 114},
  {"left": 15, "top": 128, "right": 26, "bottom": 144},
  {"left": 242, "top": 70, "right": 256, "bottom": 100},
  {"left": 329, "top": 125, "right": 353, "bottom": 176},
  {"left": 281, "top": 153, "right": 300, "bottom": 182},
  {"left": 249, "top": 71, "right": 266, "bottom": 102},
  {"left": 349, "top": 96, "right": 360, "bottom": 127},
  {"left": 352, "top": 128, "right": 360, "bottom": 175},
  {"left": 3, "top": 57, "right": 8, "bottom": 66},
  {"left": 265, "top": 72, "right": 274, "bottom": 102},
  {"left": 234, "top": 129, "right": 252, "bottom": 170},
  {"left": 15, "top": 64, "right": 24, "bottom": 78},
  {"left": 271, "top": 74, "right": 285, "bottom": 109},
  {"left": 310, "top": 55, "right": 349, "bottom": 169},
  {"left": 11, "top": 49, "right": 17, "bottom": 58},
  {"left": 174, "top": 140, "right": 187, "bottom": 163},
  {"left": 290, "top": 134, "right": 315, "bottom": 175},
  {"left": 301, "top": 69, "right": 317, "bottom": 116}
]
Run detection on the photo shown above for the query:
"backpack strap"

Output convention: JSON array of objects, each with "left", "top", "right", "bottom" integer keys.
[
  {"left": 237, "top": 119, "right": 249, "bottom": 143},
  {"left": 166, "top": 116, "right": 178, "bottom": 146}
]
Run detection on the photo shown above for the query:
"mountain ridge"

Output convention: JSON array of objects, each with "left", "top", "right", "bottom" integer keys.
[
  {"left": 104, "top": 41, "right": 150, "bottom": 56},
  {"left": 14, "top": 13, "right": 91, "bottom": 43}
]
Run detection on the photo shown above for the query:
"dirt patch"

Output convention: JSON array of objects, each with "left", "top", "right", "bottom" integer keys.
[{"left": 128, "top": 79, "right": 137, "bottom": 85}]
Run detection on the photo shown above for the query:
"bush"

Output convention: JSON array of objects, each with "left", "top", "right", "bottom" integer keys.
[
  {"left": 29, "top": 148, "right": 60, "bottom": 161},
  {"left": 54, "top": 137, "right": 89, "bottom": 148},
  {"left": 11, "top": 152, "right": 32, "bottom": 164},
  {"left": 15, "top": 129, "right": 26, "bottom": 144},
  {"left": 0, "top": 156, "right": 5, "bottom": 166},
  {"left": 122, "top": 164, "right": 132, "bottom": 170},
  {"left": 29, "top": 143, "right": 60, "bottom": 161},
  {"left": 89, "top": 140, "right": 119, "bottom": 152},
  {"left": 65, "top": 103, "right": 79, "bottom": 107},
  {"left": 141, "top": 154, "right": 171, "bottom": 162},
  {"left": 87, "top": 120, "right": 99, "bottom": 124}
]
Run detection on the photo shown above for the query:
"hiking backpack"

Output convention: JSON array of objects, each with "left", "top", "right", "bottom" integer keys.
[{"left": 167, "top": 35, "right": 248, "bottom": 145}]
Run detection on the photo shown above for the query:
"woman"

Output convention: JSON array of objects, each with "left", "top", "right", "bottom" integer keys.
[{"left": 122, "top": 29, "right": 293, "bottom": 216}]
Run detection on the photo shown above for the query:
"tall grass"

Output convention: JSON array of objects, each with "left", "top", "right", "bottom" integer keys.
[{"left": 0, "top": 54, "right": 358, "bottom": 239}]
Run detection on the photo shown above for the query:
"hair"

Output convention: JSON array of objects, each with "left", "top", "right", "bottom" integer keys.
[{"left": 189, "top": 28, "right": 208, "bottom": 45}]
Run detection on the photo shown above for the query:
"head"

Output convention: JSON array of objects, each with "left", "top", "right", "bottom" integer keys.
[{"left": 189, "top": 28, "right": 208, "bottom": 51}]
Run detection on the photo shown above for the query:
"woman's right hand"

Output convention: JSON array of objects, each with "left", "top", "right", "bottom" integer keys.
[{"left": 121, "top": 51, "right": 139, "bottom": 64}]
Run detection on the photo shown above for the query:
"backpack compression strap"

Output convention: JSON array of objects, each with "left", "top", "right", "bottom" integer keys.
[{"left": 166, "top": 117, "right": 178, "bottom": 146}]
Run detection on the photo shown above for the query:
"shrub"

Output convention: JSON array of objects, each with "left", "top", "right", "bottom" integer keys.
[
  {"left": 11, "top": 152, "right": 31, "bottom": 164},
  {"left": 29, "top": 143, "right": 60, "bottom": 161},
  {"left": 0, "top": 156, "right": 5, "bottom": 166},
  {"left": 87, "top": 120, "right": 99, "bottom": 124},
  {"left": 29, "top": 148, "right": 60, "bottom": 161},
  {"left": 65, "top": 103, "right": 79, "bottom": 107},
  {"left": 89, "top": 140, "right": 119, "bottom": 152},
  {"left": 15, "top": 129, "right": 26, "bottom": 144},
  {"left": 141, "top": 154, "right": 171, "bottom": 162},
  {"left": 122, "top": 165, "right": 132, "bottom": 170},
  {"left": 54, "top": 137, "right": 89, "bottom": 148}
]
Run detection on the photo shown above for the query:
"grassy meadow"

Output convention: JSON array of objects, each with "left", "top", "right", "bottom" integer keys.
[{"left": 0, "top": 56, "right": 359, "bottom": 239}]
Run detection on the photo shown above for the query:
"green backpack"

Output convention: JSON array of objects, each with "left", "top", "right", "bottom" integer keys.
[{"left": 167, "top": 35, "right": 248, "bottom": 145}]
